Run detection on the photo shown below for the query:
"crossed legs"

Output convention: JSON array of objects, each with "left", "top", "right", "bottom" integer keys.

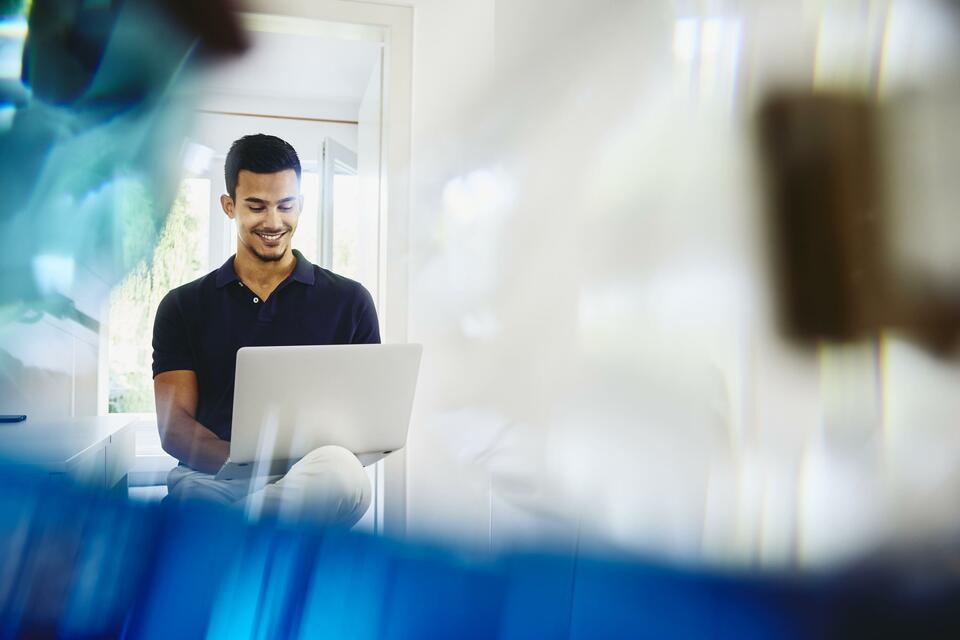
[{"left": 166, "top": 445, "right": 371, "bottom": 528}]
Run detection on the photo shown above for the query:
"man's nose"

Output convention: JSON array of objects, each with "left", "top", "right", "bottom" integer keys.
[{"left": 265, "top": 206, "right": 283, "bottom": 229}]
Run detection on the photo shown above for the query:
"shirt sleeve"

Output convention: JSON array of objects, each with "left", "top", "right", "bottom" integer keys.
[
  {"left": 352, "top": 285, "right": 381, "bottom": 344},
  {"left": 152, "top": 289, "right": 197, "bottom": 377}
]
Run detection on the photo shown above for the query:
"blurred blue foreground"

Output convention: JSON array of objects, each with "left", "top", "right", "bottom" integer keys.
[{"left": 0, "top": 468, "right": 959, "bottom": 639}]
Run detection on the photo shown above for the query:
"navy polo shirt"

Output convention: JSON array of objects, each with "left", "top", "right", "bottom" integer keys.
[{"left": 151, "top": 249, "right": 380, "bottom": 441}]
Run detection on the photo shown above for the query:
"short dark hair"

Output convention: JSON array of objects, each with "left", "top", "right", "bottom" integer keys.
[{"left": 224, "top": 134, "right": 301, "bottom": 198}]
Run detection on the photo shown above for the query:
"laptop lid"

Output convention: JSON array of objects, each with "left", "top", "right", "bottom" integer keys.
[{"left": 229, "top": 344, "right": 422, "bottom": 464}]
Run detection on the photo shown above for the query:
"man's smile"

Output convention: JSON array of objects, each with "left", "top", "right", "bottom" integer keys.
[{"left": 254, "top": 230, "right": 287, "bottom": 246}]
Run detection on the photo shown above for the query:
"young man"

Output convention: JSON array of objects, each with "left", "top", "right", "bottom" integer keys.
[{"left": 152, "top": 134, "right": 378, "bottom": 526}]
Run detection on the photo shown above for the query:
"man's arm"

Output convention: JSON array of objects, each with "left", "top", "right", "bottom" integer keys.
[{"left": 154, "top": 370, "right": 228, "bottom": 474}]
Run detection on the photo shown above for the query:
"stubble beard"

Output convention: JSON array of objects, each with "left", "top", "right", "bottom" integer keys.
[
  {"left": 241, "top": 230, "right": 290, "bottom": 263},
  {"left": 251, "top": 245, "right": 287, "bottom": 262}
]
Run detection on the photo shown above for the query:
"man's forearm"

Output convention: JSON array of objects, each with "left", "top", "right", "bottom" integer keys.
[{"left": 160, "top": 413, "right": 229, "bottom": 474}]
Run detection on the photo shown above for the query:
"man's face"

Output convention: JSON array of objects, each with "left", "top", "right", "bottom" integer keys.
[{"left": 221, "top": 169, "right": 302, "bottom": 263}]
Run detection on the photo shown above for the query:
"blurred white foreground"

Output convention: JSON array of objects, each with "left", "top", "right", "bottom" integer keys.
[{"left": 402, "top": 0, "right": 960, "bottom": 569}]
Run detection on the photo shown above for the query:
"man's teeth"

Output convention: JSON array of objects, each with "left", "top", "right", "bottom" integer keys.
[{"left": 257, "top": 232, "right": 283, "bottom": 241}]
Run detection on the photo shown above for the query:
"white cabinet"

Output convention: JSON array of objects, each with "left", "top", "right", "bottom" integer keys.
[{"left": 0, "top": 415, "right": 138, "bottom": 491}]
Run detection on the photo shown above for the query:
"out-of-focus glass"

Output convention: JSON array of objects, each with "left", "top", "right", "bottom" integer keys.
[{"left": 402, "top": 0, "right": 960, "bottom": 571}]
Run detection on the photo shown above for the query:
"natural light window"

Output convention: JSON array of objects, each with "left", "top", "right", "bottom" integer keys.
[
  {"left": 107, "top": 178, "right": 210, "bottom": 413},
  {"left": 332, "top": 173, "right": 361, "bottom": 280}
]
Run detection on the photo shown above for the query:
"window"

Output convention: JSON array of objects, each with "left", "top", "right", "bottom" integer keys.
[
  {"left": 107, "top": 179, "right": 210, "bottom": 413},
  {"left": 332, "top": 173, "right": 361, "bottom": 280}
]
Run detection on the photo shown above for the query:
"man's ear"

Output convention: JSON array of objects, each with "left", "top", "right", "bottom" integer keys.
[{"left": 220, "top": 193, "right": 235, "bottom": 219}]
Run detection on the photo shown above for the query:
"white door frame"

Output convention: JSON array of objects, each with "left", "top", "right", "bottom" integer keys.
[{"left": 242, "top": 0, "right": 413, "bottom": 537}]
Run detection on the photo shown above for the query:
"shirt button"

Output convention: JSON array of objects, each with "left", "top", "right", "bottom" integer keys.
[{"left": 253, "top": 297, "right": 259, "bottom": 304}]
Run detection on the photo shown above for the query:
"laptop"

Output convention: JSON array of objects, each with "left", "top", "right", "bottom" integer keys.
[{"left": 214, "top": 343, "right": 422, "bottom": 481}]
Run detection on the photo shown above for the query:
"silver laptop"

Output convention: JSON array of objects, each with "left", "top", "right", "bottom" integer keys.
[{"left": 215, "top": 344, "right": 422, "bottom": 481}]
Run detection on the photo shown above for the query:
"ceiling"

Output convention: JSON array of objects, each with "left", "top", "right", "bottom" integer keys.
[{"left": 198, "top": 29, "right": 381, "bottom": 106}]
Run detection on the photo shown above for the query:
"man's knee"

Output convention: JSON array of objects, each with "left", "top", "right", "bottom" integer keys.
[
  {"left": 272, "top": 445, "right": 371, "bottom": 526},
  {"left": 165, "top": 466, "right": 241, "bottom": 506}
]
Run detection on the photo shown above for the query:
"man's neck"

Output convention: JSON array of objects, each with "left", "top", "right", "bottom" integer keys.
[{"left": 233, "top": 246, "right": 297, "bottom": 301}]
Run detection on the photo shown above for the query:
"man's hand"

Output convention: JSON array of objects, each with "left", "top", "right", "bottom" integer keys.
[{"left": 154, "top": 370, "right": 229, "bottom": 474}]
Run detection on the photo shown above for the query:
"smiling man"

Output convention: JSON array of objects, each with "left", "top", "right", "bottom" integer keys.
[{"left": 152, "top": 134, "right": 378, "bottom": 525}]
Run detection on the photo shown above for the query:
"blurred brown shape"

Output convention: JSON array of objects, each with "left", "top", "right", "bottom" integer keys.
[
  {"left": 161, "top": 0, "right": 248, "bottom": 58},
  {"left": 758, "top": 93, "right": 888, "bottom": 343},
  {"left": 757, "top": 92, "right": 960, "bottom": 353}
]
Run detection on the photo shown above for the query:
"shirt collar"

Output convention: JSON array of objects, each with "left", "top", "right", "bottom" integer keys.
[
  {"left": 290, "top": 249, "right": 316, "bottom": 285},
  {"left": 214, "top": 249, "right": 315, "bottom": 289},
  {"left": 214, "top": 255, "right": 239, "bottom": 288}
]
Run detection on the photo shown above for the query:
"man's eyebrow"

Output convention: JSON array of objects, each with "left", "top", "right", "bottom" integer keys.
[{"left": 243, "top": 196, "right": 298, "bottom": 204}]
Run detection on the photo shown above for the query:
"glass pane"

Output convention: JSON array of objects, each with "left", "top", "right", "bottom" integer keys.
[
  {"left": 332, "top": 172, "right": 360, "bottom": 280},
  {"left": 107, "top": 179, "right": 210, "bottom": 413}
]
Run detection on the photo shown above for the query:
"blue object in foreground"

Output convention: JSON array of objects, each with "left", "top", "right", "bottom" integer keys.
[{"left": 0, "top": 467, "right": 959, "bottom": 639}]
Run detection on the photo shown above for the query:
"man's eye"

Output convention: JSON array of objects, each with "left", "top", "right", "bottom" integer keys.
[
  {"left": 279, "top": 206, "right": 292, "bottom": 212},
  {"left": 249, "top": 207, "right": 265, "bottom": 212}
]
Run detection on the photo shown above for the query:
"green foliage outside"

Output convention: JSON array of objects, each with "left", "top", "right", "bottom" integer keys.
[{"left": 108, "top": 186, "right": 204, "bottom": 413}]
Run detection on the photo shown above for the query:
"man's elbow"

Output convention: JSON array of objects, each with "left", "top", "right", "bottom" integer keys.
[
  {"left": 157, "top": 418, "right": 187, "bottom": 463},
  {"left": 159, "top": 432, "right": 179, "bottom": 460}
]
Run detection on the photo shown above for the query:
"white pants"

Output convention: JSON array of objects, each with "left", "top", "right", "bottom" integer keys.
[{"left": 166, "top": 445, "right": 371, "bottom": 528}]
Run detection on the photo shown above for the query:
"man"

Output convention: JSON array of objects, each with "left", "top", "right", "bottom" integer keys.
[{"left": 152, "top": 134, "right": 377, "bottom": 526}]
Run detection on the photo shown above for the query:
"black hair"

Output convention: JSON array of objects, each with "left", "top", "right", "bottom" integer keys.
[{"left": 224, "top": 134, "right": 302, "bottom": 198}]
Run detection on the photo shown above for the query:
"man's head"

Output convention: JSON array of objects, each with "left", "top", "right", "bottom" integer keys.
[{"left": 221, "top": 134, "right": 303, "bottom": 263}]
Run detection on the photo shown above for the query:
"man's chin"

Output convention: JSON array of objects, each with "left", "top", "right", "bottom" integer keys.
[{"left": 250, "top": 245, "right": 288, "bottom": 263}]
